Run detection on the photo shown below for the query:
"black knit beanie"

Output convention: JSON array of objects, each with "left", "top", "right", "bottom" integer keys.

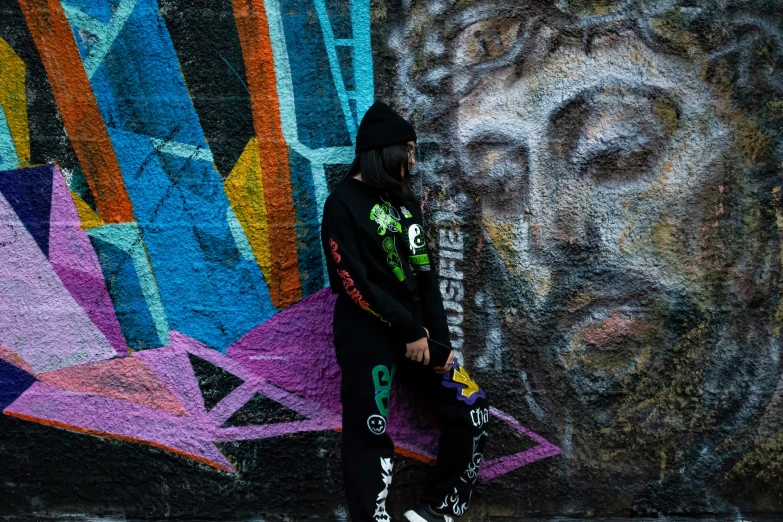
[{"left": 355, "top": 101, "right": 417, "bottom": 154}]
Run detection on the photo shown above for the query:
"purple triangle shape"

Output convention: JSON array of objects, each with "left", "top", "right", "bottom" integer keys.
[{"left": 0, "top": 165, "right": 54, "bottom": 257}]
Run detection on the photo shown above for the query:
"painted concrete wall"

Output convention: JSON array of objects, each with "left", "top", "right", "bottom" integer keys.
[{"left": 0, "top": 0, "right": 781, "bottom": 519}]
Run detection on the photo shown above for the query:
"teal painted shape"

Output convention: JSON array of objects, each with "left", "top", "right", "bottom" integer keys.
[
  {"left": 62, "top": 0, "right": 138, "bottom": 79},
  {"left": 349, "top": 0, "right": 373, "bottom": 120},
  {"left": 226, "top": 206, "right": 256, "bottom": 263},
  {"left": 0, "top": 106, "right": 20, "bottom": 171},
  {"left": 88, "top": 223, "right": 169, "bottom": 347},
  {"left": 89, "top": 235, "right": 162, "bottom": 350}
]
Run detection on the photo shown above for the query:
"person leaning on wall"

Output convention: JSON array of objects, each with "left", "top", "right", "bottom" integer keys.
[{"left": 320, "top": 101, "right": 490, "bottom": 522}]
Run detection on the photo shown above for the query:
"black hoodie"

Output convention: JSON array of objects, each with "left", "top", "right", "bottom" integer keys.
[{"left": 320, "top": 176, "right": 452, "bottom": 364}]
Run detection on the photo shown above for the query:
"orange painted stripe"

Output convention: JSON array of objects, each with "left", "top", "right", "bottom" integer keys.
[
  {"left": 334, "top": 429, "right": 437, "bottom": 465},
  {"left": 18, "top": 0, "right": 134, "bottom": 224},
  {"left": 395, "top": 446, "right": 437, "bottom": 466},
  {"left": 232, "top": 0, "right": 302, "bottom": 308},
  {"left": 4, "top": 411, "right": 233, "bottom": 472}
]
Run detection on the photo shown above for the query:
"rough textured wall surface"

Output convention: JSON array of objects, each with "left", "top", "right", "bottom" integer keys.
[{"left": 0, "top": 0, "right": 780, "bottom": 519}]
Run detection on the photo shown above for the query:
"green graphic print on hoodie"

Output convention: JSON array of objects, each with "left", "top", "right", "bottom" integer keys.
[{"left": 320, "top": 176, "right": 452, "bottom": 363}]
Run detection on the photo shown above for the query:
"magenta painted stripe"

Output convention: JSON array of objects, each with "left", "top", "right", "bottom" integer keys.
[
  {"left": 489, "top": 406, "right": 552, "bottom": 444},
  {"left": 207, "top": 381, "right": 260, "bottom": 425},
  {"left": 479, "top": 442, "right": 561, "bottom": 481},
  {"left": 476, "top": 406, "right": 561, "bottom": 481},
  {"left": 214, "top": 417, "right": 341, "bottom": 441}
]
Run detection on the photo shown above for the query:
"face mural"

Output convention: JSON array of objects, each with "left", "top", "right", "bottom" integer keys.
[{"left": 389, "top": 0, "right": 783, "bottom": 510}]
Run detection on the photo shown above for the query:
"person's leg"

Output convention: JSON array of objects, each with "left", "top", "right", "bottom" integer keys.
[
  {"left": 396, "top": 355, "right": 489, "bottom": 519},
  {"left": 333, "top": 296, "right": 400, "bottom": 522}
]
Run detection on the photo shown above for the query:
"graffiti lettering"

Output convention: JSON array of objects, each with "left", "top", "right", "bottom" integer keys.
[
  {"left": 329, "top": 238, "right": 341, "bottom": 263},
  {"left": 470, "top": 407, "right": 489, "bottom": 428},
  {"left": 439, "top": 228, "right": 464, "bottom": 352}
]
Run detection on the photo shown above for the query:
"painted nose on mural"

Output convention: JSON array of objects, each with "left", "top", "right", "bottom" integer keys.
[
  {"left": 465, "top": 135, "right": 530, "bottom": 217},
  {"left": 546, "top": 204, "right": 603, "bottom": 261}
]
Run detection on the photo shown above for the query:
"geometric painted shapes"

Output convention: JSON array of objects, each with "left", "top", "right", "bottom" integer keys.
[
  {"left": 65, "top": 0, "right": 204, "bottom": 147},
  {"left": 48, "top": 164, "right": 127, "bottom": 354},
  {"left": 17, "top": 0, "right": 135, "bottom": 224},
  {"left": 277, "top": 0, "right": 352, "bottom": 148},
  {"left": 4, "top": 323, "right": 556, "bottom": 478},
  {"left": 0, "top": 180, "right": 116, "bottom": 374},
  {"left": 0, "top": 37, "right": 29, "bottom": 166},
  {"left": 478, "top": 408, "right": 561, "bottom": 481},
  {"left": 288, "top": 148, "right": 324, "bottom": 295},
  {"left": 0, "top": 162, "right": 118, "bottom": 360},
  {"left": 233, "top": 0, "right": 302, "bottom": 308},
  {"left": 0, "top": 105, "right": 20, "bottom": 171},
  {"left": 60, "top": 0, "right": 138, "bottom": 81},
  {"left": 3, "top": 381, "right": 235, "bottom": 472},
  {"left": 58, "top": 0, "right": 277, "bottom": 348},
  {"left": 107, "top": 127, "right": 275, "bottom": 351},
  {"left": 224, "top": 137, "right": 272, "bottom": 283},
  {"left": 0, "top": 359, "right": 36, "bottom": 411},
  {"left": 221, "top": 391, "right": 306, "bottom": 428},
  {"left": 227, "top": 287, "right": 341, "bottom": 415},
  {"left": 88, "top": 222, "right": 169, "bottom": 350},
  {"left": 0, "top": 165, "right": 53, "bottom": 256},
  {"left": 228, "top": 288, "right": 560, "bottom": 478},
  {"left": 70, "top": 190, "right": 105, "bottom": 230},
  {"left": 0, "top": 343, "right": 33, "bottom": 373},
  {"left": 157, "top": 0, "right": 255, "bottom": 178},
  {"left": 36, "top": 357, "right": 187, "bottom": 415},
  {"left": 188, "top": 353, "right": 244, "bottom": 411}
]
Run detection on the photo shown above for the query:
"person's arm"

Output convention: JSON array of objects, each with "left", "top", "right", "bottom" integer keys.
[{"left": 321, "top": 196, "right": 428, "bottom": 344}]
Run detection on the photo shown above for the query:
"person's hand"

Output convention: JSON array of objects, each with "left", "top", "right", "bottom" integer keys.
[
  {"left": 434, "top": 350, "right": 455, "bottom": 374},
  {"left": 405, "top": 336, "right": 430, "bottom": 365}
]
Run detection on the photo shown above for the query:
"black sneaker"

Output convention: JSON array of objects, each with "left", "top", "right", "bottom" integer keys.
[{"left": 403, "top": 504, "right": 454, "bottom": 522}]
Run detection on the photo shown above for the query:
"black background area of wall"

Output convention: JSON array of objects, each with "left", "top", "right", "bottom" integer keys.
[{"left": 158, "top": 0, "right": 256, "bottom": 179}]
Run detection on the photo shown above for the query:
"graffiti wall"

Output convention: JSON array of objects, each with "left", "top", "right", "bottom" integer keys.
[{"left": 0, "top": 0, "right": 781, "bottom": 519}]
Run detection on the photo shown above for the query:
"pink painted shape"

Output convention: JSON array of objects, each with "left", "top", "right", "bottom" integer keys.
[
  {"left": 0, "top": 182, "right": 116, "bottom": 374},
  {"left": 478, "top": 407, "right": 561, "bottom": 481},
  {"left": 215, "top": 418, "right": 341, "bottom": 441},
  {"left": 170, "top": 330, "right": 337, "bottom": 422},
  {"left": 227, "top": 289, "right": 342, "bottom": 415},
  {"left": 4, "top": 382, "right": 233, "bottom": 472},
  {"left": 4, "top": 294, "right": 558, "bottom": 478},
  {"left": 48, "top": 165, "right": 126, "bottom": 355},
  {"left": 0, "top": 343, "right": 33, "bottom": 373},
  {"left": 134, "top": 337, "right": 206, "bottom": 416},
  {"left": 226, "top": 288, "right": 559, "bottom": 479},
  {"left": 36, "top": 356, "right": 188, "bottom": 416}
]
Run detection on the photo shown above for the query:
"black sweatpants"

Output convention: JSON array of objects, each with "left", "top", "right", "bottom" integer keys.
[{"left": 333, "top": 293, "right": 489, "bottom": 521}]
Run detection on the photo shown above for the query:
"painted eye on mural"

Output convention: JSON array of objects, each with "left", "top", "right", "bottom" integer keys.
[
  {"left": 549, "top": 88, "right": 680, "bottom": 185},
  {"left": 455, "top": 19, "right": 522, "bottom": 66}
]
